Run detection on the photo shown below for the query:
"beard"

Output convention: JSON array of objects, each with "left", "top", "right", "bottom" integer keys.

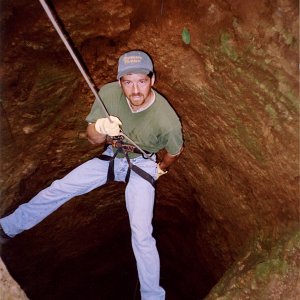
[{"left": 129, "top": 93, "right": 145, "bottom": 105}]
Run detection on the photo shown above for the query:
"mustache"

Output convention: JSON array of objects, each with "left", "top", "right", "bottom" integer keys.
[{"left": 130, "top": 93, "right": 143, "bottom": 97}]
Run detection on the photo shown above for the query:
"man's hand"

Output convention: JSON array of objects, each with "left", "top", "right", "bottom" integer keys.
[
  {"left": 86, "top": 123, "right": 106, "bottom": 145},
  {"left": 156, "top": 147, "right": 183, "bottom": 180},
  {"left": 157, "top": 163, "right": 168, "bottom": 180},
  {"left": 95, "top": 116, "right": 122, "bottom": 136}
]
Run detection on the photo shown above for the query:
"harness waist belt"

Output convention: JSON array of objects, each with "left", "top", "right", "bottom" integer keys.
[{"left": 107, "top": 140, "right": 152, "bottom": 155}]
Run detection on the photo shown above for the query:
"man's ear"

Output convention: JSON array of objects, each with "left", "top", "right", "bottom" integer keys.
[
  {"left": 151, "top": 74, "right": 155, "bottom": 86},
  {"left": 118, "top": 79, "right": 121, "bottom": 86}
]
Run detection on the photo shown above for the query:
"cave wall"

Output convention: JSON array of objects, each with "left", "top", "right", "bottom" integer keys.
[
  {"left": 0, "top": 257, "right": 28, "bottom": 299},
  {"left": 0, "top": 0, "right": 299, "bottom": 299}
]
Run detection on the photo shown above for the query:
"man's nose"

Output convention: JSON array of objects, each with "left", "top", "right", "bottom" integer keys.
[{"left": 132, "top": 83, "right": 139, "bottom": 93}]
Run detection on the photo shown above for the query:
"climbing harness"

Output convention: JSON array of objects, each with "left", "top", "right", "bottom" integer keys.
[
  {"left": 106, "top": 136, "right": 154, "bottom": 158},
  {"left": 39, "top": 0, "right": 156, "bottom": 163},
  {"left": 98, "top": 136, "right": 156, "bottom": 188}
]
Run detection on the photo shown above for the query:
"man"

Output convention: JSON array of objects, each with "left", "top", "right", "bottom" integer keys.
[{"left": 0, "top": 50, "right": 183, "bottom": 299}]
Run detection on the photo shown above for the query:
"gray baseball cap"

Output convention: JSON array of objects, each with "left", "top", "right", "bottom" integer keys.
[{"left": 117, "top": 50, "right": 153, "bottom": 80}]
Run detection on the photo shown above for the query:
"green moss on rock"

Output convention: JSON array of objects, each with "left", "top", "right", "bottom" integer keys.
[{"left": 220, "top": 32, "right": 238, "bottom": 61}]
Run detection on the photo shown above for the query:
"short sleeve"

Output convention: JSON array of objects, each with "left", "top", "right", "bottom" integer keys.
[
  {"left": 85, "top": 97, "right": 107, "bottom": 123},
  {"left": 163, "top": 119, "right": 183, "bottom": 155}
]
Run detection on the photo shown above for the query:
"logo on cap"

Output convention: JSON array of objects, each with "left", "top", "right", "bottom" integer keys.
[{"left": 123, "top": 56, "right": 143, "bottom": 64}]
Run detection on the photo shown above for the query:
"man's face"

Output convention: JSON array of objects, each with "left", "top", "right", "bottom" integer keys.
[{"left": 120, "top": 73, "right": 155, "bottom": 111}]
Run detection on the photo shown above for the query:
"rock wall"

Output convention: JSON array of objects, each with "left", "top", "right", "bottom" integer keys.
[
  {"left": 205, "top": 229, "right": 300, "bottom": 299},
  {"left": 0, "top": 0, "right": 299, "bottom": 299},
  {"left": 0, "top": 258, "right": 29, "bottom": 300}
]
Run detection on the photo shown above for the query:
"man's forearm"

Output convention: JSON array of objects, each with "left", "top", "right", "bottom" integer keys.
[
  {"left": 159, "top": 147, "right": 183, "bottom": 171},
  {"left": 86, "top": 123, "right": 106, "bottom": 145}
]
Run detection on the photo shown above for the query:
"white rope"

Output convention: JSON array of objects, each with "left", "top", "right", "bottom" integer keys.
[{"left": 39, "top": 0, "right": 156, "bottom": 162}]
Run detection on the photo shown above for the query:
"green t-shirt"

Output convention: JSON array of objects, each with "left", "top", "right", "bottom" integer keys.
[{"left": 86, "top": 82, "right": 183, "bottom": 155}]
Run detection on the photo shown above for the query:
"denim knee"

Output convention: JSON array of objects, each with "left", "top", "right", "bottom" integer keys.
[{"left": 131, "top": 227, "right": 156, "bottom": 248}]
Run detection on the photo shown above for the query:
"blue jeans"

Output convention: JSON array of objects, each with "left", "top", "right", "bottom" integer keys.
[{"left": 0, "top": 146, "right": 165, "bottom": 300}]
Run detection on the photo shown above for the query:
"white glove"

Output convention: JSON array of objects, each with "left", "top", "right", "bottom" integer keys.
[
  {"left": 157, "top": 163, "right": 168, "bottom": 180},
  {"left": 95, "top": 116, "right": 122, "bottom": 136}
]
